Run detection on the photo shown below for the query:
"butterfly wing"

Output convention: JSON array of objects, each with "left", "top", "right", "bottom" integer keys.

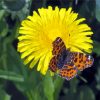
[
  {"left": 49, "top": 37, "right": 94, "bottom": 80},
  {"left": 72, "top": 52, "right": 94, "bottom": 71},
  {"left": 52, "top": 37, "right": 66, "bottom": 55},
  {"left": 49, "top": 56, "right": 58, "bottom": 72},
  {"left": 58, "top": 55, "right": 77, "bottom": 80},
  {"left": 49, "top": 37, "right": 67, "bottom": 72},
  {"left": 58, "top": 52, "right": 94, "bottom": 80},
  {"left": 49, "top": 52, "right": 67, "bottom": 72},
  {"left": 58, "top": 64, "right": 77, "bottom": 80}
]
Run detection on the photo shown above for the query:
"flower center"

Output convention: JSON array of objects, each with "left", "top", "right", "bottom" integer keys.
[{"left": 47, "top": 28, "right": 62, "bottom": 41}]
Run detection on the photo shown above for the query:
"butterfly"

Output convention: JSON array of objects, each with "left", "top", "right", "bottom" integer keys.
[{"left": 49, "top": 37, "right": 94, "bottom": 80}]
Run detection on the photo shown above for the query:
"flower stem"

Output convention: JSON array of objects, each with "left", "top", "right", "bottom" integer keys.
[{"left": 54, "top": 77, "right": 64, "bottom": 100}]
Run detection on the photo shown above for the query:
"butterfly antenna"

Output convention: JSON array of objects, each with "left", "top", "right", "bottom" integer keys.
[{"left": 76, "top": 75, "right": 88, "bottom": 83}]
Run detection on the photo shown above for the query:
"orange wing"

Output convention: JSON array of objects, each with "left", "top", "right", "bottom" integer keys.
[
  {"left": 72, "top": 52, "right": 94, "bottom": 71},
  {"left": 58, "top": 64, "right": 77, "bottom": 80},
  {"left": 52, "top": 37, "right": 66, "bottom": 55},
  {"left": 49, "top": 37, "right": 94, "bottom": 80},
  {"left": 49, "top": 37, "right": 67, "bottom": 72},
  {"left": 49, "top": 56, "right": 58, "bottom": 72}
]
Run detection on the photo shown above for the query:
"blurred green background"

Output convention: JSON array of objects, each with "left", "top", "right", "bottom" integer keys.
[{"left": 0, "top": 0, "right": 100, "bottom": 100}]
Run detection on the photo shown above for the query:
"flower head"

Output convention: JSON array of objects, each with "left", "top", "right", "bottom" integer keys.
[{"left": 18, "top": 6, "right": 93, "bottom": 75}]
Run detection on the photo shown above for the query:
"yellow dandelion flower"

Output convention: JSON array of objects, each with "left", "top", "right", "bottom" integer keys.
[{"left": 18, "top": 6, "right": 93, "bottom": 75}]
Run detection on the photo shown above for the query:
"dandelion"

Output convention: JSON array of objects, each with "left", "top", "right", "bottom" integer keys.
[{"left": 18, "top": 6, "right": 93, "bottom": 75}]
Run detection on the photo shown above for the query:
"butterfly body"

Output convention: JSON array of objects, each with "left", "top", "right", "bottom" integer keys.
[{"left": 49, "top": 37, "right": 94, "bottom": 80}]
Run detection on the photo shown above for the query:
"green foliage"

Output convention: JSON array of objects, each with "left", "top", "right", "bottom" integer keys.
[
  {"left": 76, "top": 86, "right": 95, "bottom": 100},
  {"left": 96, "top": 0, "right": 100, "bottom": 22},
  {"left": 0, "top": 89, "right": 11, "bottom": 100},
  {"left": 93, "top": 41, "right": 100, "bottom": 56},
  {"left": 0, "top": 0, "right": 100, "bottom": 100},
  {"left": 43, "top": 73, "right": 54, "bottom": 100},
  {"left": 0, "top": 70, "right": 24, "bottom": 82},
  {"left": 3, "top": 0, "right": 26, "bottom": 11}
]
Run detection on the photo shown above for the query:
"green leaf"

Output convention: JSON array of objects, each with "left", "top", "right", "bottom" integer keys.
[
  {"left": 0, "top": 19, "right": 8, "bottom": 37},
  {"left": 76, "top": 86, "right": 95, "bottom": 100},
  {"left": 0, "top": 88, "right": 11, "bottom": 100},
  {"left": 0, "top": 10, "right": 5, "bottom": 20},
  {"left": 62, "top": 92, "right": 77, "bottom": 100},
  {"left": 95, "top": 65, "right": 100, "bottom": 90},
  {"left": 54, "top": 76, "right": 64, "bottom": 100},
  {"left": 26, "top": 89, "right": 42, "bottom": 100},
  {"left": 78, "top": 0, "right": 95, "bottom": 20},
  {"left": 25, "top": 70, "right": 46, "bottom": 100},
  {"left": 3, "top": 0, "right": 26, "bottom": 11},
  {"left": 5, "top": 44, "right": 28, "bottom": 80},
  {"left": 93, "top": 41, "right": 100, "bottom": 56},
  {"left": 43, "top": 72, "right": 54, "bottom": 100},
  {"left": 69, "top": 78, "right": 79, "bottom": 93},
  {"left": 0, "top": 69, "right": 24, "bottom": 82},
  {"left": 61, "top": 78, "right": 79, "bottom": 100},
  {"left": 96, "top": 0, "right": 100, "bottom": 22}
]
